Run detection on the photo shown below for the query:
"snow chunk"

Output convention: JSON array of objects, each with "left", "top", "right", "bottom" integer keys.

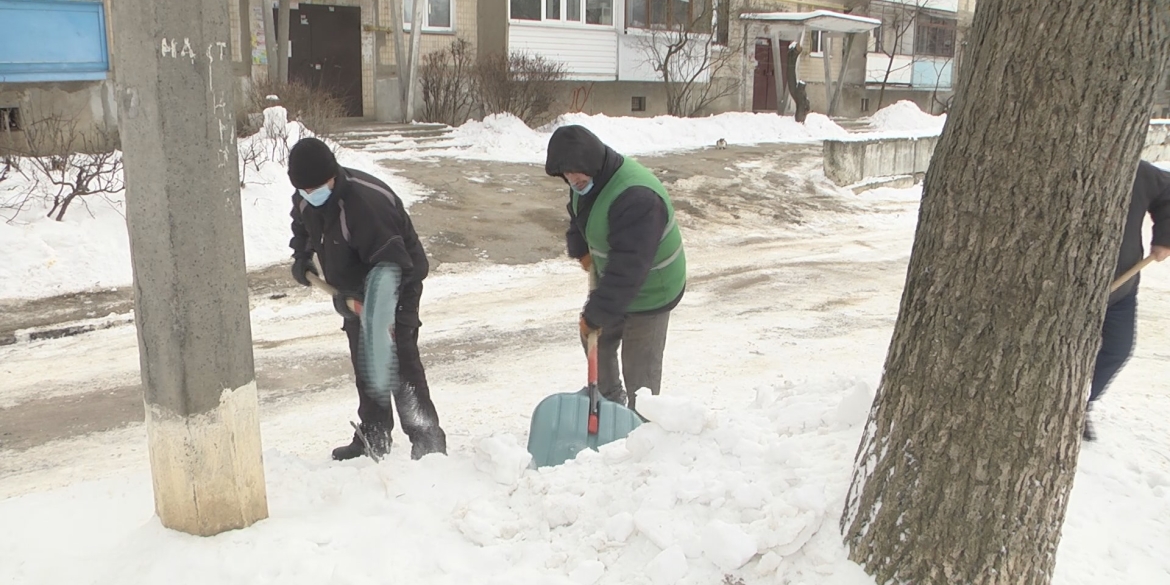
[
  {"left": 637, "top": 395, "right": 708, "bottom": 434},
  {"left": 605, "top": 512, "right": 636, "bottom": 542},
  {"left": 702, "top": 519, "right": 758, "bottom": 572},
  {"left": 474, "top": 433, "right": 532, "bottom": 485},
  {"left": 647, "top": 545, "right": 689, "bottom": 585},
  {"left": 570, "top": 560, "right": 606, "bottom": 585}
]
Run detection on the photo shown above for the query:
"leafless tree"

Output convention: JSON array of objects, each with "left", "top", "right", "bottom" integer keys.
[
  {"left": 637, "top": 0, "right": 743, "bottom": 117},
  {"left": 866, "top": 0, "right": 926, "bottom": 110}
]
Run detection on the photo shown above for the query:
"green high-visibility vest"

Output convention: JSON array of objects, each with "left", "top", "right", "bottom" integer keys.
[{"left": 572, "top": 158, "right": 686, "bottom": 313}]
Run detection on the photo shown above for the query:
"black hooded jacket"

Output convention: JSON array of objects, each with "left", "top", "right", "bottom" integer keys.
[
  {"left": 546, "top": 125, "right": 683, "bottom": 328},
  {"left": 1110, "top": 160, "right": 1170, "bottom": 305},
  {"left": 289, "top": 167, "right": 428, "bottom": 323}
]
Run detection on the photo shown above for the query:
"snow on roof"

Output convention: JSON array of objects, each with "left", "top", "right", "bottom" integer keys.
[{"left": 739, "top": 9, "right": 881, "bottom": 33}]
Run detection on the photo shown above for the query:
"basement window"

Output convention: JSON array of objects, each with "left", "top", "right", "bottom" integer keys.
[
  {"left": 631, "top": 96, "right": 646, "bottom": 112},
  {"left": 0, "top": 108, "right": 20, "bottom": 132},
  {"left": 861, "top": 98, "right": 870, "bottom": 113}
]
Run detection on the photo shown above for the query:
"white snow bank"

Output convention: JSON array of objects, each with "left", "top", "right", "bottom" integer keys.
[
  {"left": 0, "top": 379, "right": 879, "bottom": 585},
  {"left": 0, "top": 107, "right": 425, "bottom": 301},
  {"left": 379, "top": 111, "right": 852, "bottom": 164},
  {"left": 863, "top": 100, "right": 946, "bottom": 135}
]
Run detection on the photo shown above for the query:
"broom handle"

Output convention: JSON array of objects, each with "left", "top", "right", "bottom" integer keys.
[{"left": 1110, "top": 254, "right": 1156, "bottom": 293}]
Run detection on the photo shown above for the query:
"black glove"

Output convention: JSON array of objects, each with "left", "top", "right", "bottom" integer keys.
[
  {"left": 333, "top": 292, "right": 361, "bottom": 320},
  {"left": 292, "top": 254, "right": 318, "bottom": 287}
]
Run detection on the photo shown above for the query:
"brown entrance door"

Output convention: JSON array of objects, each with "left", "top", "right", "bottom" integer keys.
[
  {"left": 276, "top": 4, "right": 364, "bottom": 117},
  {"left": 753, "top": 38, "right": 777, "bottom": 112}
]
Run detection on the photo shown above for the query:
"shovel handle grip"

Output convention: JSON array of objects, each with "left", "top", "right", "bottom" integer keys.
[
  {"left": 1110, "top": 254, "right": 1156, "bottom": 293},
  {"left": 306, "top": 271, "right": 360, "bottom": 314}
]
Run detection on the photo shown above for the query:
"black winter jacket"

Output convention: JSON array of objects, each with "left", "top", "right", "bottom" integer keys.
[
  {"left": 1110, "top": 160, "right": 1170, "bottom": 305},
  {"left": 290, "top": 167, "right": 428, "bottom": 323},
  {"left": 545, "top": 125, "right": 684, "bottom": 328}
]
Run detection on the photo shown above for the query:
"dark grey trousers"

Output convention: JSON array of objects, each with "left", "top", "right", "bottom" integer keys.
[{"left": 581, "top": 310, "right": 671, "bottom": 410}]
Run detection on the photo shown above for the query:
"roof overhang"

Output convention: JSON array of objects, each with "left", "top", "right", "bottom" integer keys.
[{"left": 740, "top": 10, "right": 881, "bottom": 36}]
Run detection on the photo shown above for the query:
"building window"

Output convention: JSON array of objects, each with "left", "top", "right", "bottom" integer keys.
[
  {"left": 631, "top": 96, "right": 646, "bottom": 111},
  {"left": 511, "top": 0, "right": 540, "bottom": 20},
  {"left": 0, "top": 108, "right": 21, "bottom": 132},
  {"left": 628, "top": 0, "right": 708, "bottom": 30},
  {"left": 861, "top": 98, "right": 870, "bottom": 113},
  {"left": 809, "top": 30, "right": 823, "bottom": 54},
  {"left": 585, "top": 0, "right": 612, "bottom": 24},
  {"left": 714, "top": 0, "right": 729, "bottom": 45},
  {"left": 405, "top": 0, "right": 453, "bottom": 29},
  {"left": 915, "top": 15, "right": 956, "bottom": 58},
  {"left": 511, "top": 0, "right": 612, "bottom": 24}
]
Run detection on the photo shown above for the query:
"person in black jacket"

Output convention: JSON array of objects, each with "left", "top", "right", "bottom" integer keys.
[
  {"left": 1084, "top": 160, "right": 1170, "bottom": 440},
  {"left": 286, "top": 137, "right": 446, "bottom": 460},
  {"left": 545, "top": 126, "right": 687, "bottom": 411}
]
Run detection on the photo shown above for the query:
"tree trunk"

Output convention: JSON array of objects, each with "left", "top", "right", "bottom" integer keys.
[
  {"left": 782, "top": 44, "right": 810, "bottom": 123},
  {"left": 840, "top": 2, "right": 1169, "bottom": 584}
]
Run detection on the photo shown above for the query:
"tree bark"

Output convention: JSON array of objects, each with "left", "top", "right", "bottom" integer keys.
[{"left": 840, "top": 2, "right": 1169, "bottom": 584}]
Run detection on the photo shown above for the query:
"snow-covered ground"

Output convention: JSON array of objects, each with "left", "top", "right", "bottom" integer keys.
[
  {"left": 2, "top": 103, "right": 1168, "bottom": 585},
  {"left": 0, "top": 101, "right": 944, "bottom": 300}
]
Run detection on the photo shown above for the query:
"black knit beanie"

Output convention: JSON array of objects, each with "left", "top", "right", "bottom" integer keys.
[{"left": 288, "top": 137, "right": 339, "bottom": 189}]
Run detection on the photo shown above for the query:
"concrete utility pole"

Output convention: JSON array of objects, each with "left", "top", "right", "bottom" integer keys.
[
  {"left": 278, "top": 0, "right": 291, "bottom": 83},
  {"left": 404, "top": 0, "right": 425, "bottom": 121},
  {"left": 109, "top": 0, "right": 269, "bottom": 536},
  {"left": 387, "top": 0, "right": 409, "bottom": 120},
  {"left": 262, "top": 0, "right": 279, "bottom": 81}
]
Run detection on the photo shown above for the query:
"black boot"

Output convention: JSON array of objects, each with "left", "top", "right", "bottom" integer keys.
[{"left": 332, "top": 423, "right": 391, "bottom": 461}]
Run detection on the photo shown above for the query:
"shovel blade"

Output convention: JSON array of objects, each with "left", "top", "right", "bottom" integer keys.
[{"left": 526, "top": 390, "right": 643, "bottom": 468}]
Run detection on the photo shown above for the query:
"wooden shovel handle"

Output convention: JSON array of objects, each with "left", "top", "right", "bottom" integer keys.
[
  {"left": 1110, "top": 254, "right": 1156, "bottom": 293},
  {"left": 305, "top": 271, "right": 360, "bottom": 313}
]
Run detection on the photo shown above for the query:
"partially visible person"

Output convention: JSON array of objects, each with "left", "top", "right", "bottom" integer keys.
[{"left": 1085, "top": 159, "right": 1170, "bottom": 440}]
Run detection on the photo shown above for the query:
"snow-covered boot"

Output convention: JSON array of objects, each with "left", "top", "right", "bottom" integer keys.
[{"left": 332, "top": 423, "right": 391, "bottom": 460}]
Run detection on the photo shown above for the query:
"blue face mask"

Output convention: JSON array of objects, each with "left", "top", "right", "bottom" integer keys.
[
  {"left": 570, "top": 180, "right": 594, "bottom": 196},
  {"left": 299, "top": 185, "right": 333, "bottom": 207}
]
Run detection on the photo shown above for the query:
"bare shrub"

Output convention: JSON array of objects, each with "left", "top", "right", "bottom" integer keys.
[
  {"left": 240, "top": 79, "right": 347, "bottom": 138},
  {"left": 476, "top": 52, "right": 567, "bottom": 126},
  {"left": 2, "top": 115, "right": 124, "bottom": 222},
  {"left": 419, "top": 38, "right": 478, "bottom": 126}
]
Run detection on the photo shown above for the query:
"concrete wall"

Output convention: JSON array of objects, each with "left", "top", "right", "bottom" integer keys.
[
  {"left": 826, "top": 121, "right": 1170, "bottom": 187},
  {"left": 823, "top": 134, "right": 938, "bottom": 185},
  {"left": 477, "top": 0, "right": 508, "bottom": 59},
  {"left": 0, "top": 81, "right": 119, "bottom": 155},
  {"left": 547, "top": 80, "right": 673, "bottom": 119}
]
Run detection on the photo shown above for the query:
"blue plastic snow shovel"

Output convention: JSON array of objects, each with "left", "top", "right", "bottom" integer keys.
[
  {"left": 526, "top": 330, "right": 643, "bottom": 468},
  {"left": 306, "top": 264, "right": 401, "bottom": 462}
]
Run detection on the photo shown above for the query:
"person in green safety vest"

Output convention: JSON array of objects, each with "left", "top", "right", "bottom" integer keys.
[{"left": 545, "top": 125, "right": 686, "bottom": 411}]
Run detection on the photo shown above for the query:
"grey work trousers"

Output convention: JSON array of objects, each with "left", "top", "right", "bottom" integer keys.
[{"left": 581, "top": 310, "right": 671, "bottom": 411}]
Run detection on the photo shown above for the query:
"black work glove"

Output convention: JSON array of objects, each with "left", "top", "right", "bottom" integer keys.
[
  {"left": 333, "top": 291, "right": 362, "bottom": 320},
  {"left": 291, "top": 254, "right": 318, "bottom": 287}
]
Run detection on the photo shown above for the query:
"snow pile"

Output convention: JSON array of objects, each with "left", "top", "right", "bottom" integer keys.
[
  {"left": 864, "top": 100, "right": 946, "bottom": 135},
  {"left": 0, "top": 379, "right": 879, "bottom": 585},
  {"left": 0, "top": 107, "right": 424, "bottom": 301},
  {"left": 384, "top": 111, "right": 852, "bottom": 164}
]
